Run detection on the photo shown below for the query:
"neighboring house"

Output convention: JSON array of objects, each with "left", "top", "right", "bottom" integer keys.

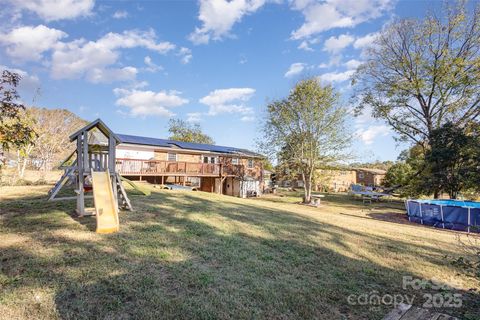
[
  {"left": 278, "top": 168, "right": 356, "bottom": 192},
  {"left": 354, "top": 168, "right": 386, "bottom": 187},
  {"left": 316, "top": 168, "right": 357, "bottom": 192},
  {"left": 278, "top": 177, "right": 303, "bottom": 188},
  {"left": 277, "top": 167, "right": 386, "bottom": 192},
  {"left": 115, "top": 134, "right": 264, "bottom": 198}
]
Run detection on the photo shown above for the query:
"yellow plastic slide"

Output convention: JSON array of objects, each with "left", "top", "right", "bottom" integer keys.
[{"left": 91, "top": 171, "right": 119, "bottom": 234}]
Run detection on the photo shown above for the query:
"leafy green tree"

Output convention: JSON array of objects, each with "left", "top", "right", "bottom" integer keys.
[
  {"left": 0, "top": 70, "right": 35, "bottom": 152},
  {"left": 260, "top": 158, "right": 274, "bottom": 171},
  {"left": 392, "top": 123, "right": 480, "bottom": 199},
  {"left": 168, "top": 119, "right": 214, "bottom": 144},
  {"left": 260, "top": 78, "right": 350, "bottom": 203},
  {"left": 0, "top": 70, "right": 36, "bottom": 181},
  {"left": 383, "top": 162, "right": 416, "bottom": 197},
  {"left": 397, "top": 144, "right": 438, "bottom": 197},
  {"left": 353, "top": 1, "right": 480, "bottom": 151},
  {"left": 383, "top": 162, "right": 412, "bottom": 188},
  {"left": 425, "top": 122, "right": 480, "bottom": 199}
]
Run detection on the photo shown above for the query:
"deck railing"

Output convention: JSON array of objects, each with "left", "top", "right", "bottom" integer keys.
[{"left": 116, "top": 158, "right": 245, "bottom": 176}]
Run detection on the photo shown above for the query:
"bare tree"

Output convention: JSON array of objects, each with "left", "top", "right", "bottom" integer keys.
[{"left": 17, "top": 108, "right": 87, "bottom": 174}]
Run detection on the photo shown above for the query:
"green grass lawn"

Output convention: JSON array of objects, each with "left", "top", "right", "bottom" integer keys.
[{"left": 1, "top": 185, "right": 479, "bottom": 319}]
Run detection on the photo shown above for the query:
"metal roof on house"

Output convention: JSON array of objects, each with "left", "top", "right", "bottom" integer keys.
[{"left": 117, "top": 133, "right": 264, "bottom": 158}]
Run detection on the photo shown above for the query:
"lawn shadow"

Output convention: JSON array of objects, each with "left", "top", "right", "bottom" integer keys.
[
  {"left": 154, "top": 192, "right": 470, "bottom": 265},
  {"left": 335, "top": 210, "right": 412, "bottom": 226},
  {"left": 1, "top": 188, "right": 479, "bottom": 319}
]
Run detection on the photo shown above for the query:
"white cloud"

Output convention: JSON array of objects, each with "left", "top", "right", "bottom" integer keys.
[
  {"left": 353, "top": 32, "right": 379, "bottom": 49},
  {"left": 353, "top": 105, "right": 390, "bottom": 145},
  {"left": 0, "top": 25, "right": 181, "bottom": 84},
  {"left": 328, "top": 54, "right": 342, "bottom": 66},
  {"left": 129, "top": 80, "right": 149, "bottom": 89},
  {"left": 186, "top": 112, "right": 203, "bottom": 123},
  {"left": 318, "top": 69, "right": 355, "bottom": 83},
  {"left": 298, "top": 41, "right": 313, "bottom": 51},
  {"left": 144, "top": 56, "right": 163, "bottom": 72},
  {"left": 50, "top": 29, "right": 175, "bottom": 82},
  {"left": 284, "top": 62, "right": 306, "bottom": 78},
  {"left": 0, "top": 65, "right": 40, "bottom": 91},
  {"left": 240, "top": 115, "right": 255, "bottom": 122},
  {"left": 291, "top": 0, "right": 393, "bottom": 40},
  {"left": 356, "top": 124, "right": 390, "bottom": 145},
  {"left": 114, "top": 88, "right": 189, "bottom": 117},
  {"left": 0, "top": 25, "right": 66, "bottom": 62},
  {"left": 86, "top": 66, "right": 137, "bottom": 83},
  {"left": 353, "top": 105, "right": 374, "bottom": 127},
  {"left": 297, "top": 37, "right": 320, "bottom": 51},
  {"left": 112, "top": 10, "right": 128, "bottom": 19},
  {"left": 291, "top": 2, "right": 354, "bottom": 40},
  {"left": 91, "top": 29, "right": 175, "bottom": 54},
  {"left": 323, "top": 34, "right": 354, "bottom": 53},
  {"left": 13, "top": 0, "right": 95, "bottom": 21},
  {"left": 199, "top": 87, "right": 255, "bottom": 115},
  {"left": 178, "top": 47, "right": 192, "bottom": 64},
  {"left": 189, "top": 0, "right": 267, "bottom": 45},
  {"left": 344, "top": 59, "right": 362, "bottom": 69}
]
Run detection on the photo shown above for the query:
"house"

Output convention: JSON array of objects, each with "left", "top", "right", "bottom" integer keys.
[
  {"left": 115, "top": 134, "right": 264, "bottom": 197},
  {"left": 277, "top": 167, "right": 356, "bottom": 192},
  {"left": 354, "top": 168, "right": 386, "bottom": 187},
  {"left": 316, "top": 168, "right": 357, "bottom": 192},
  {"left": 277, "top": 166, "right": 386, "bottom": 192}
]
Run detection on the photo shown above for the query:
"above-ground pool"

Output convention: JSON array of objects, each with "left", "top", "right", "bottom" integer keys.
[{"left": 405, "top": 199, "right": 480, "bottom": 233}]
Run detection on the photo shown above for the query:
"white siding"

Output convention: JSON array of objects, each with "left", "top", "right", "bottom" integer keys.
[
  {"left": 116, "top": 145, "right": 155, "bottom": 160},
  {"left": 240, "top": 180, "right": 260, "bottom": 198}
]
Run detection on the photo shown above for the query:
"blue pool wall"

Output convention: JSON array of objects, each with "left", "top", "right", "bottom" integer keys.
[{"left": 405, "top": 199, "right": 480, "bottom": 233}]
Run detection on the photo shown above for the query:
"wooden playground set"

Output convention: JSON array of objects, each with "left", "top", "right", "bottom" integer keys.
[{"left": 48, "top": 119, "right": 148, "bottom": 234}]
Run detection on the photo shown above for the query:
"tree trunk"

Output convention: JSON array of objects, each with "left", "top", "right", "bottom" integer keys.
[
  {"left": 433, "top": 190, "right": 440, "bottom": 199},
  {"left": 42, "top": 157, "right": 48, "bottom": 172},
  {"left": 16, "top": 150, "right": 22, "bottom": 178},
  {"left": 449, "top": 190, "right": 457, "bottom": 199},
  {"left": 303, "top": 172, "right": 312, "bottom": 204},
  {"left": 19, "top": 157, "right": 27, "bottom": 179}
]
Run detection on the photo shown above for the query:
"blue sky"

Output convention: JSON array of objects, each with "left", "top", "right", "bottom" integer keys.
[{"left": 0, "top": 0, "right": 447, "bottom": 162}]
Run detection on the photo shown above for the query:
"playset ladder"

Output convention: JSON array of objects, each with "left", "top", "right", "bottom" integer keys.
[
  {"left": 116, "top": 173, "right": 133, "bottom": 211},
  {"left": 48, "top": 166, "right": 75, "bottom": 201}
]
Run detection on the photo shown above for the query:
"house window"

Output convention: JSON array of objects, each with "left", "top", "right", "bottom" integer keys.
[
  {"left": 168, "top": 153, "right": 177, "bottom": 161},
  {"left": 232, "top": 158, "right": 239, "bottom": 165},
  {"left": 203, "top": 156, "right": 216, "bottom": 164},
  {"left": 247, "top": 159, "right": 254, "bottom": 168},
  {"left": 358, "top": 172, "right": 364, "bottom": 179}
]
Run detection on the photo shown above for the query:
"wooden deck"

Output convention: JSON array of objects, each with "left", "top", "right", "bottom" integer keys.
[
  {"left": 383, "top": 304, "right": 458, "bottom": 320},
  {"left": 115, "top": 158, "right": 245, "bottom": 177}
]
